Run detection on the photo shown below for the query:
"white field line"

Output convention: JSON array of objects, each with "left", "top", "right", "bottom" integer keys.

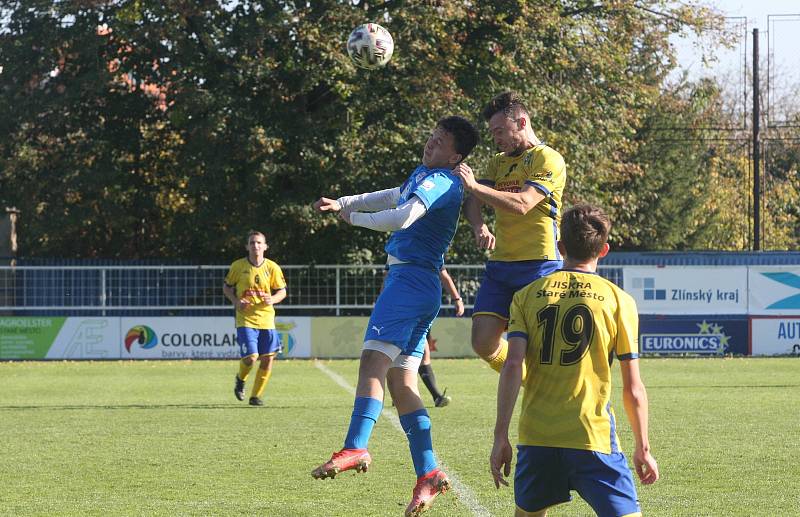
[{"left": 314, "top": 359, "right": 492, "bottom": 517}]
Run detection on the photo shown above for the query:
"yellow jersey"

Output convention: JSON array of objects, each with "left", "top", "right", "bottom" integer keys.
[
  {"left": 507, "top": 269, "right": 639, "bottom": 454},
  {"left": 479, "top": 144, "right": 566, "bottom": 262},
  {"left": 224, "top": 257, "right": 286, "bottom": 329}
]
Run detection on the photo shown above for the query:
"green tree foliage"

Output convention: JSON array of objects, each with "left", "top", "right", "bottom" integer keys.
[
  {"left": 1, "top": 1, "right": 749, "bottom": 262},
  {"left": 614, "top": 78, "right": 753, "bottom": 250},
  {"left": 617, "top": 72, "right": 800, "bottom": 251},
  {"left": 762, "top": 134, "right": 800, "bottom": 249}
]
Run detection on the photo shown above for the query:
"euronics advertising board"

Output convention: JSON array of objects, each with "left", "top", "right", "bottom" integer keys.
[
  {"left": 750, "top": 316, "right": 800, "bottom": 356},
  {"left": 623, "top": 266, "right": 747, "bottom": 315},
  {"left": 0, "top": 317, "right": 311, "bottom": 360},
  {"left": 748, "top": 266, "right": 800, "bottom": 315},
  {"left": 639, "top": 315, "right": 749, "bottom": 356}
]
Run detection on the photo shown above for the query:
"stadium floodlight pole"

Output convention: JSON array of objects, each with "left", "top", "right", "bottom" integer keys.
[{"left": 752, "top": 28, "right": 761, "bottom": 251}]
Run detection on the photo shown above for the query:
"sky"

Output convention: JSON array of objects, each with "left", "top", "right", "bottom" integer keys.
[{"left": 670, "top": 0, "right": 800, "bottom": 122}]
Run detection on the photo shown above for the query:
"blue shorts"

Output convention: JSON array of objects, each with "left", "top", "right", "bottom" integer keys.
[
  {"left": 473, "top": 260, "right": 562, "bottom": 319},
  {"left": 236, "top": 328, "right": 282, "bottom": 357},
  {"left": 364, "top": 264, "right": 441, "bottom": 358},
  {"left": 515, "top": 446, "right": 640, "bottom": 517}
]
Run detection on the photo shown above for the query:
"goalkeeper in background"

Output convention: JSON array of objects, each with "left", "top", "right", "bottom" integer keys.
[{"left": 223, "top": 230, "right": 287, "bottom": 407}]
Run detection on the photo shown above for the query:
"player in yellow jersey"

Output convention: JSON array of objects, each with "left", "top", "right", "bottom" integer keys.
[
  {"left": 223, "top": 230, "right": 287, "bottom": 406},
  {"left": 490, "top": 204, "right": 659, "bottom": 516},
  {"left": 454, "top": 91, "right": 566, "bottom": 378}
]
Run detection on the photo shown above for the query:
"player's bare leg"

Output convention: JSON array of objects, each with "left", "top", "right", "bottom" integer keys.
[
  {"left": 472, "top": 315, "right": 527, "bottom": 380},
  {"left": 354, "top": 349, "right": 392, "bottom": 399},
  {"left": 471, "top": 314, "right": 507, "bottom": 367},
  {"left": 388, "top": 364, "right": 424, "bottom": 415}
]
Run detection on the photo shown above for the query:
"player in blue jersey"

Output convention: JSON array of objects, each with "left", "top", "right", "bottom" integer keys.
[{"left": 311, "top": 115, "right": 479, "bottom": 516}]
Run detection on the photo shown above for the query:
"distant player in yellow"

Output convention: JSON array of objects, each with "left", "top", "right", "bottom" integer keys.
[
  {"left": 223, "top": 231, "right": 287, "bottom": 407},
  {"left": 491, "top": 204, "right": 659, "bottom": 516},
  {"left": 453, "top": 91, "right": 566, "bottom": 379}
]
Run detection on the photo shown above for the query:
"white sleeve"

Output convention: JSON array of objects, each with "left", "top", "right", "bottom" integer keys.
[
  {"left": 337, "top": 187, "right": 401, "bottom": 213},
  {"left": 349, "top": 196, "right": 428, "bottom": 232}
]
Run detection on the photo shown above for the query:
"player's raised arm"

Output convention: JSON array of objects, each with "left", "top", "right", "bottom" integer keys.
[
  {"left": 314, "top": 188, "right": 402, "bottom": 221},
  {"left": 457, "top": 167, "right": 544, "bottom": 216},
  {"left": 338, "top": 187, "right": 401, "bottom": 213},
  {"left": 343, "top": 196, "right": 427, "bottom": 231}
]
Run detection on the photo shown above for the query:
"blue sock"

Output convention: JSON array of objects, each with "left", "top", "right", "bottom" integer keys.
[
  {"left": 399, "top": 408, "right": 437, "bottom": 477},
  {"left": 343, "top": 397, "right": 383, "bottom": 450}
]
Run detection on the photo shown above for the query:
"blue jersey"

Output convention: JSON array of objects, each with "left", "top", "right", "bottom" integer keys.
[{"left": 385, "top": 165, "right": 463, "bottom": 270}]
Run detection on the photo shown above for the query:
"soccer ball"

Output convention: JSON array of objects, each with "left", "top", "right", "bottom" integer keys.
[{"left": 347, "top": 23, "right": 394, "bottom": 69}]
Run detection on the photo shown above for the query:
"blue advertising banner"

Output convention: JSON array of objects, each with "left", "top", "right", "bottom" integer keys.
[{"left": 639, "top": 315, "right": 749, "bottom": 356}]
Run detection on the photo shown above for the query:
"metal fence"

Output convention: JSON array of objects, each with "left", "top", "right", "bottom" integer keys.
[{"left": 0, "top": 264, "right": 624, "bottom": 317}]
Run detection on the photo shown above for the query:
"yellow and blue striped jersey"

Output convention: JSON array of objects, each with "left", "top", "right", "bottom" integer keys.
[
  {"left": 478, "top": 145, "right": 566, "bottom": 262},
  {"left": 224, "top": 257, "right": 286, "bottom": 329},
  {"left": 507, "top": 269, "right": 639, "bottom": 454}
]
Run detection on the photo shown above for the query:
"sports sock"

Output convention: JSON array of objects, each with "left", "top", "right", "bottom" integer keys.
[
  {"left": 238, "top": 357, "right": 255, "bottom": 382},
  {"left": 343, "top": 397, "right": 383, "bottom": 450},
  {"left": 251, "top": 367, "right": 272, "bottom": 398},
  {"left": 418, "top": 364, "right": 443, "bottom": 401},
  {"left": 485, "top": 337, "right": 508, "bottom": 373},
  {"left": 399, "top": 409, "right": 437, "bottom": 477},
  {"left": 485, "top": 338, "right": 527, "bottom": 380}
]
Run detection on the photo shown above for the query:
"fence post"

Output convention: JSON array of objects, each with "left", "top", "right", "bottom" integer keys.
[
  {"left": 752, "top": 27, "right": 761, "bottom": 251},
  {"left": 335, "top": 267, "right": 341, "bottom": 316},
  {"left": 100, "top": 268, "right": 107, "bottom": 317}
]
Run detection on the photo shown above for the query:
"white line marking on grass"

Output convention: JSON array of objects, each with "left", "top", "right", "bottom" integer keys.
[{"left": 314, "top": 360, "right": 492, "bottom": 517}]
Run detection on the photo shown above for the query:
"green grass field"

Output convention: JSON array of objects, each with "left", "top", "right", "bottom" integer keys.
[{"left": 1, "top": 358, "right": 798, "bottom": 516}]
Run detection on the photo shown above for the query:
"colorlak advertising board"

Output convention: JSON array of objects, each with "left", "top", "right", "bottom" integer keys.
[{"left": 120, "top": 317, "right": 311, "bottom": 359}]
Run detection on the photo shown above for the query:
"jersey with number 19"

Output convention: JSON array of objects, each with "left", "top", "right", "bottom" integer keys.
[{"left": 507, "top": 269, "right": 639, "bottom": 454}]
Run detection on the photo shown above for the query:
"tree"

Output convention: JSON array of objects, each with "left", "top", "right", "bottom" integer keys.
[{"left": 0, "top": 0, "right": 732, "bottom": 262}]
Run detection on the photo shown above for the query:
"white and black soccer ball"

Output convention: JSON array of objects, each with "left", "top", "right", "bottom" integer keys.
[{"left": 347, "top": 23, "right": 394, "bottom": 70}]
